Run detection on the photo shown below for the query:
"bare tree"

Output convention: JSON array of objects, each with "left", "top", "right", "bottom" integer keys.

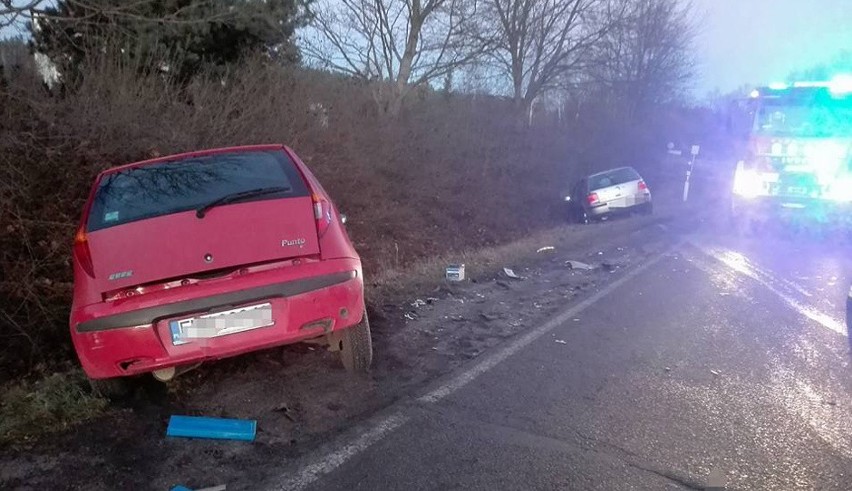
[
  {"left": 301, "top": 0, "right": 484, "bottom": 116},
  {"left": 587, "top": 0, "right": 697, "bottom": 117},
  {"left": 1, "top": 1, "right": 43, "bottom": 30},
  {"left": 478, "top": 0, "right": 614, "bottom": 120}
]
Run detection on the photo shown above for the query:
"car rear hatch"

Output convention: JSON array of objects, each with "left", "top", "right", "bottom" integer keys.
[
  {"left": 588, "top": 168, "right": 647, "bottom": 209},
  {"left": 82, "top": 149, "right": 318, "bottom": 298}
]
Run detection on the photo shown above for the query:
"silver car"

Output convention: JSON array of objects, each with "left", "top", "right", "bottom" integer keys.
[{"left": 565, "top": 167, "right": 652, "bottom": 223}]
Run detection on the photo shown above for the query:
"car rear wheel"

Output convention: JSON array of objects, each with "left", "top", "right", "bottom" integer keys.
[
  {"left": 338, "top": 314, "right": 373, "bottom": 373},
  {"left": 88, "top": 376, "right": 132, "bottom": 400}
]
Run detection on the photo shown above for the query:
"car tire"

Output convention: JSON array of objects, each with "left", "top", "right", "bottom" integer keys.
[
  {"left": 88, "top": 376, "right": 132, "bottom": 400},
  {"left": 338, "top": 313, "right": 373, "bottom": 373}
]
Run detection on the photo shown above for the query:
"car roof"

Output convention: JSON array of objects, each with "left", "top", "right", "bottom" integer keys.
[{"left": 97, "top": 144, "right": 292, "bottom": 177}]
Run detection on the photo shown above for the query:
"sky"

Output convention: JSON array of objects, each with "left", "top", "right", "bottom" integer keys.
[{"left": 696, "top": 0, "right": 852, "bottom": 95}]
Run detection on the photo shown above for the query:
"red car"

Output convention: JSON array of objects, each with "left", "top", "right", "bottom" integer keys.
[{"left": 70, "top": 145, "right": 372, "bottom": 395}]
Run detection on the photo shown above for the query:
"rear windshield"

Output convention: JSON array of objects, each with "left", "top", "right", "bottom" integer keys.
[
  {"left": 87, "top": 150, "right": 309, "bottom": 232},
  {"left": 588, "top": 168, "right": 641, "bottom": 190}
]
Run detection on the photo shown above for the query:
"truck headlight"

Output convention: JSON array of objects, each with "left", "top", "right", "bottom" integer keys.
[{"left": 733, "top": 168, "right": 763, "bottom": 198}]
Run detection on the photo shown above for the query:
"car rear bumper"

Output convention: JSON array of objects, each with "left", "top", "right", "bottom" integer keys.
[
  {"left": 588, "top": 195, "right": 651, "bottom": 217},
  {"left": 70, "top": 258, "right": 364, "bottom": 379}
]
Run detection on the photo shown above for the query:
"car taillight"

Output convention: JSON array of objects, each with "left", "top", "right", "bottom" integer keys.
[
  {"left": 638, "top": 180, "right": 648, "bottom": 192},
  {"left": 74, "top": 226, "right": 95, "bottom": 277},
  {"left": 587, "top": 193, "right": 600, "bottom": 205},
  {"left": 312, "top": 193, "right": 332, "bottom": 238}
]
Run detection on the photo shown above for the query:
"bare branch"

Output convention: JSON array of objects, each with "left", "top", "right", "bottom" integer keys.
[
  {"left": 301, "top": 0, "right": 488, "bottom": 116},
  {"left": 585, "top": 0, "right": 697, "bottom": 116},
  {"left": 477, "top": 0, "right": 612, "bottom": 118}
]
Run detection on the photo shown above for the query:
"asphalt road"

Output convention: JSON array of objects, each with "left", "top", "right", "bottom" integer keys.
[{"left": 267, "top": 222, "right": 852, "bottom": 490}]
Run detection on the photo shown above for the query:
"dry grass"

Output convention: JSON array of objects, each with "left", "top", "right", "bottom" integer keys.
[{"left": 0, "top": 370, "right": 107, "bottom": 445}]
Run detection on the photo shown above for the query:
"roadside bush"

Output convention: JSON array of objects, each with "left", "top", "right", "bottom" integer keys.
[{"left": 0, "top": 55, "right": 686, "bottom": 382}]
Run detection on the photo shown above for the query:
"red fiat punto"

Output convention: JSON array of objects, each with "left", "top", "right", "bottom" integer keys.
[{"left": 70, "top": 145, "right": 371, "bottom": 395}]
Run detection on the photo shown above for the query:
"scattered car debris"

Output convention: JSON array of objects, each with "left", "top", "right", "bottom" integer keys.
[
  {"left": 426, "top": 297, "right": 439, "bottom": 304},
  {"left": 537, "top": 246, "right": 556, "bottom": 253},
  {"left": 411, "top": 299, "right": 427, "bottom": 308},
  {"left": 664, "top": 367, "right": 671, "bottom": 372},
  {"left": 554, "top": 339, "right": 567, "bottom": 344},
  {"left": 503, "top": 267, "right": 523, "bottom": 280},
  {"left": 446, "top": 264, "right": 466, "bottom": 281},
  {"left": 404, "top": 313, "right": 417, "bottom": 321},
  {"left": 166, "top": 415, "right": 257, "bottom": 442},
  {"left": 566, "top": 260, "right": 594, "bottom": 270},
  {"left": 710, "top": 369, "right": 720, "bottom": 376}
]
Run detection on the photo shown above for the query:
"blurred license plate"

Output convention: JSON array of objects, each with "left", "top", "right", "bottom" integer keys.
[{"left": 170, "top": 303, "right": 273, "bottom": 345}]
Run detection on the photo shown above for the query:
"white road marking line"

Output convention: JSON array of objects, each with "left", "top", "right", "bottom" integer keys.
[
  {"left": 689, "top": 242, "right": 847, "bottom": 337},
  {"left": 269, "top": 244, "right": 677, "bottom": 490},
  {"left": 272, "top": 412, "right": 409, "bottom": 491}
]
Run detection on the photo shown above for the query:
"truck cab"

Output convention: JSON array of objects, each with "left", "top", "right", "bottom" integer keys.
[{"left": 729, "top": 77, "right": 852, "bottom": 227}]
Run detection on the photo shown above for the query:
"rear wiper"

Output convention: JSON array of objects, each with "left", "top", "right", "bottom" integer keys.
[{"left": 196, "top": 186, "right": 289, "bottom": 218}]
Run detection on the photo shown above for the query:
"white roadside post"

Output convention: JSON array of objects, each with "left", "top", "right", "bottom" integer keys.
[{"left": 683, "top": 144, "right": 700, "bottom": 202}]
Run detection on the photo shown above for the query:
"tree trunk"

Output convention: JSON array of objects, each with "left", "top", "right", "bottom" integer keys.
[{"left": 387, "top": 4, "right": 423, "bottom": 118}]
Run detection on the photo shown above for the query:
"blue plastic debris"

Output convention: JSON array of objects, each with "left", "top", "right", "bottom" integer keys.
[
  {"left": 166, "top": 415, "right": 256, "bottom": 441},
  {"left": 170, "top": 485, "right": 227, "bottom": 491}
]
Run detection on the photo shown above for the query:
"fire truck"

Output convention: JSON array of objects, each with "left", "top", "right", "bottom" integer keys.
[{"left": 728, "top": 76, "right": 852, "bottom": 227}]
